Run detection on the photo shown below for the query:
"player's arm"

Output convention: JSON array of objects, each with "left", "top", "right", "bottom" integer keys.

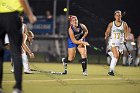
[
  {"left": 19, "top": 0, "right": 37, "bottom": 23},
  {"left": 69, "top": 27, "right": 89, "bottom": 46},
  {"left": 124, "top": 22, "right": 129, "bottom": 40},
  {"left": 22, "top": 33, "right": 34, "bottom": 58},
  {"left": 131, "top": 34, "right": 135, "bottom": 42},
  {"left": 24, "top": 24, "right": 29, "bottom": 33},
  {"left": 105, "top": 22, "right": 112, "bottom": 39},
  {"left": 80, "top": 24, "right": 88, "bottom": 40}
]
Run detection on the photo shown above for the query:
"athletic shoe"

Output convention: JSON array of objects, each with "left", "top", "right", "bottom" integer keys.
[
  {"left": 108, "top": 71, "right": 115, "bottom": 76},
  {"left": 12, "top": 89, "right": 22, "bottom": 93},
  {"left": 24, "top": 70, "right": 33, "bottom": 74},
  {"left": 62, "top": 70, "right": 67, "bottom": 75},
  {"left": 83, "top": 70, "right": 88, "bottom": 76},
  {"left": 11, "top": 69, "right": 14, "bottom": 73}
]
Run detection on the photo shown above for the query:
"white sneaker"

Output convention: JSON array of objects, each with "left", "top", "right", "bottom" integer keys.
[
  {"left": 12, "top": 89, "right": 22, "bottom": 93},
  {"left": 24, "top": 70, "right": 33, "bottom": 74},
  {"left": 11, "top": 69, "right": 14, "bottom": 73},
  {"left": 83, "top": 70, "right": 88, "bottom": 76}
]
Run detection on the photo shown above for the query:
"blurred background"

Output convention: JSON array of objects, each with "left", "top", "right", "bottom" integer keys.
[{"left": 4, "top": 0, "right": 140, "bottom": 64}]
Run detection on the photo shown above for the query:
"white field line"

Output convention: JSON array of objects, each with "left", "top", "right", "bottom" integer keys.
[{"left": 3, "top": 78, "right": 140, "bottom": 83}]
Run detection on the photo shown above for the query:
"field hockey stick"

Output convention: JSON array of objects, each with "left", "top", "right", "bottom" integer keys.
[
  {"left": 30, "top": 68, "right": 66, "bottom": 75},
  {"left": 30, "top": 68, "right": 52, "bottom": 73},
  {"left": 88, "top": 44, "right": 102, "bottom": 52}
]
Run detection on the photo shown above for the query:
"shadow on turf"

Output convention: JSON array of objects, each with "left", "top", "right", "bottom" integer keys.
[
  {"left": 30, "top": 63, "right": 68, "bottom": 86},
  {"left": 102, "top": 65, "right": 138, "bottom": 86}
]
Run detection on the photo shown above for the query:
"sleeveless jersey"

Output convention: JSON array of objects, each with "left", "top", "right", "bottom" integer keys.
[
  {"left": 109, "top": 21, "right": 124, "bottom": 46},
  {"left": 69, "top": 24, "right": 84, "bottom": 40}
]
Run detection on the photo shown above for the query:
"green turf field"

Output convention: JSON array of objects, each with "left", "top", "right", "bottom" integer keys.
[{"left": 3, "top": 62, "right": 140, "bottom": 93}]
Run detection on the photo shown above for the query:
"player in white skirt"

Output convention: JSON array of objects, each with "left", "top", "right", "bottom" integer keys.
[
  {"left": 105, "top": 10, "right": 128, "bottom": 76},
  {"left": 135, "top": 35, "right": 140, "bottom": 66},
  {"left": 5, "top": 16, "right": 34, "bottom": 74},
  {"left": 123, "top": 27, "right": 135, "bottom": 66}
]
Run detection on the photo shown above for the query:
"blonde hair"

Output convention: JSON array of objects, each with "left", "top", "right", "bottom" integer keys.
[
  {"left": 26, "top": 31, "right": 34, "bottom": 45},
  {"left": 26, "top": 31, "right": 34, "bottom": 38}
]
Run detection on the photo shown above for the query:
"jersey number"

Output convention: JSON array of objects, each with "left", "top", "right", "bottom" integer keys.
[{"left": 114, "top": 33, "right": 121, "bottom": 39}]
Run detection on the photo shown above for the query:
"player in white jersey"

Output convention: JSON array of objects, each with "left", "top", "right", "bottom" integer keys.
[
  {"left": 123, "top": 27, "right": 135, "bottom": 66},
  {"left": 135, "top": 35, "right": 140, "bottom": 66},
  {"left": 105, "top": 10, "right": 128, "bottom": 76},
  {"left": 5, "top": 16, "right": 34, "bottom": 74}
]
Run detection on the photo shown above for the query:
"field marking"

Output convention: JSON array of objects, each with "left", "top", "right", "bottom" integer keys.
[{"left": 3, "top": 78, "right": 140, "bottom": 83}]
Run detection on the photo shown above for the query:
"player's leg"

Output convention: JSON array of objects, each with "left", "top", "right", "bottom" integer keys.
[
  {"left": 10, "top": 58, "right": 14, "bottom": 73},
  {"left": 135, "top": 49, "right": 140, "bottom": 66},
  {"left": 106, "top": 45, "right": 111, "bottom": 65},
  {"left": 62, "top": 47, "right": 76, "bottom": 74},
  {"left": 77, "top": 45, "right": 88, "bottom": 76},
  {"left": 0, "top": 31, "right": 5, "bottom": 90},
  {"left": 127, "top": 44, "right": 134, "bottom": 65},
  {"left": 22, "top": 53, "right": 32, "bottom": 74},
  {"left": 123, "top": 49, "right": 128, "bottom": 66},
  {"left": 108, "top": 46, "right": 119, "bottom": 76},
  {"left": 106, "top": 50, "right": 111, "bottom": 65},
  {"left": 127, "top": 50, "right": 133, "bottom": 65},
  {"left": 6, "top": 13, "right": 23, "bottom": 90},
  {"left": 0, "top": 48, "right": 4, "bottom": 91}
]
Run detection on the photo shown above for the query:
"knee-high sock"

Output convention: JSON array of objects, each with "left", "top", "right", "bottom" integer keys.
[
  {"left": 123, "top": 56, "right": 127, "bottom": 65},
  {"left": 79, "top": 58, "right": 87, "bottom": 72},
  {"left": 110, "top": 57, "right": 117, "bottom": 72},
  {"left": 22, "top": 53, "right": 30, "bottom": 72},
  {"left": 135, "top": 57, "right": 140, "bottom": 65},
  {"left": 107, "top": 57, "right": 111, "bottom": 65},
  {"left": 63, "top": 57, "right": 71, "bottom": 71}
]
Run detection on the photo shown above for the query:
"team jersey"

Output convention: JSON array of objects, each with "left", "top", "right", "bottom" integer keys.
[
  {"left": 67, "top": 24, "right": 85, "bottom": 48},
  {"left": 109, "top": 21, "right": 125, "bottom": 46},
  {"left": 69, "top": 24, "right": 84, "bottom": 40}
]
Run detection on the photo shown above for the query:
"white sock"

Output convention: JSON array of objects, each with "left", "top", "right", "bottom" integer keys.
[
  {"left": 123, "top": 56, "right": 127, "bottom": 65},
  {"left": 128, "top": 57, "right": 133, "bottom": 65},
  {"left": 135, "top": 57, "right": 140, "bottom": 65},
  {"left": 11, "top": 65, "right": 14, "bottom": 72},
  {"left": 110, "top": 57, "right": 117, "bottom": 72},
  {"left": 108, "top": 51, "right": 113, "bottom": 58},
  {"left": 107, "top": 57, "right": 111, "bottom": 65},
  {"left": 22, "top": 53, "right": 30, "bottom": 72}
]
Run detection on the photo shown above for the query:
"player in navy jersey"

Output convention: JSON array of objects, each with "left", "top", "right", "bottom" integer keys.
[{"left": 62, "top": 15, "right": 89, "bottom": 76}]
